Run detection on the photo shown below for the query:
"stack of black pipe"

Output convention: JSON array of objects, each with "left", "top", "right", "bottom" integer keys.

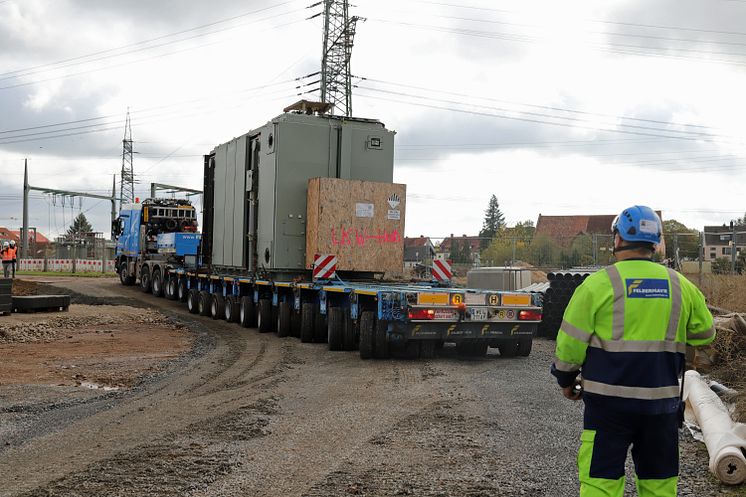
[
  {"left": 537, "top": 271, "right": 594, "bottom": 339},
  {"left": 0, "top": 278, "right": 11, "bottom": 315}
]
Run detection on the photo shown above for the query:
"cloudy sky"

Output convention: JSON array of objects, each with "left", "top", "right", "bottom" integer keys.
[{"left": 1, "top": 0, "right": 746, "bottom": 242}]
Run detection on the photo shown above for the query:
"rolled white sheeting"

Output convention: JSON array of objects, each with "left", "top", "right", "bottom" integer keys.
[{"left": 683, "top": 370, "right": 746, "bottom": 485}]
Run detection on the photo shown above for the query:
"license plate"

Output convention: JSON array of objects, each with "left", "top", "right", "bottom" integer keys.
[
  {"left": 470, "top": 307, "right": 488, "bottom": 321},
  {"left": 434, "top": 309, "right": 457, "bottom": 320}
]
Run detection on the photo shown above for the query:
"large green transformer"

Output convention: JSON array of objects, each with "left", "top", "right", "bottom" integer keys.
[{"left": 203, "top": 111, "right": 396, "bottom": 273}]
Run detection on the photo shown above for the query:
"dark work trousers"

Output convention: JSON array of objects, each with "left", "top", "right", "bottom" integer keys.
[{"left": 578, "top": 401, "right": 679, "bottom": 497}]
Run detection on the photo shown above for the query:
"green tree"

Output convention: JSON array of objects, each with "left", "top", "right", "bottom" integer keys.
[
  {"left": 461, "top": 240, "right": 472, "bottom": 264},
  {"left": 65, "top": 213, "right": 93, "bottom": 241},
  {"left": 662, "top": 219, "right": 700, "bottom": 260},
  {"left": 479, "top": 195, "right": 506, "bottom": 249}
]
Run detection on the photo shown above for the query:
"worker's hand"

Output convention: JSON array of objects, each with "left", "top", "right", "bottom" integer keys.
[{"left": 562, "top": 380, "right": 583, "bottom": 401}]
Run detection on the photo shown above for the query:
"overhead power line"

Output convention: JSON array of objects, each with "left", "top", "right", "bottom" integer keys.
[
  {"left": 403, "top": 0, "right": 746, "bottom": 38},
  {"left": 0, "top": 1, "right": 303, "bottom": 81}
]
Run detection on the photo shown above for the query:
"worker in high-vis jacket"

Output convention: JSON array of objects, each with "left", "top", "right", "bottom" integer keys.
[{"left": 551, "top": 205, "right": 715, "bottom": 497}]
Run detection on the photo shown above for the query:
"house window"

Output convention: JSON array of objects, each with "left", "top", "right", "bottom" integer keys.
[{"left": 723, "top": 247, "right": 731, "bottom": 256}]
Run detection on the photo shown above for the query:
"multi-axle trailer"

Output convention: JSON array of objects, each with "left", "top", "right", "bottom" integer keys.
[
  {"left": 154, "top": 268, "right": 542, "bottom": 359},
  {"left": 116, "top": 104, "right": 542, "bottom": 359}
]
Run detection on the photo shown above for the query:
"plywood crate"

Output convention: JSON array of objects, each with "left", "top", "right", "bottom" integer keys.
[{"left": 306, "top": 178, "right": 406, "bottom": 274}]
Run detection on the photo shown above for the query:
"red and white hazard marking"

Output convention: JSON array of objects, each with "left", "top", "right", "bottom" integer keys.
[
  {"left": 431, "top": 259, "right": 452, "bottom": 282},
  {"left": 313, "top": 254, "right": 338, "bottom": 280}
]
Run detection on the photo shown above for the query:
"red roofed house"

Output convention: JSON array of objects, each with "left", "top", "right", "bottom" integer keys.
[
  {"left": 0, "top": 227, "right": 52, "bottom": 258},
  {"left": 535, "top": 213, "right": 666, "bottom": 256},
  {"left": 436, "top": 235, "right": 482, "bottom": 265}
]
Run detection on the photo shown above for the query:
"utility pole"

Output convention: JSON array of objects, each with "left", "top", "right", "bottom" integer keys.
[
  {"left": 21, "top": 159, "right": 29, "bottom": 259},
  {"left": 731, "top": 221, "right": 738, "bottom": 275},
  {"left": 317, "top": 0, "right": 364, "bottom": 117},
  {"left": 120, "top": 109, "right": 135, "bottom": 210},
  {"left": 698, "top": 231, "right": 704, "bottom": 287}
]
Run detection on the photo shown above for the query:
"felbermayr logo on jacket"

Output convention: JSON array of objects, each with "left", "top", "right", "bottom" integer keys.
[{"left": 626, "top": 279, "right": 670, "bottom": 298}]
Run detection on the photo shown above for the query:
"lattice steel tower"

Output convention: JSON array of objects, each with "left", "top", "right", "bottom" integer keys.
[
  {"left": 120, "top": 110, "right": 135, "bottom": 208},
  {"left": 320, "top": 0, "right": 362, "bottom": 117}
]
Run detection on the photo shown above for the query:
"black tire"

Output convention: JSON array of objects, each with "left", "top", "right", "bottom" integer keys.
[
  {"left": 198, "top": 291, "right": 211, "bottom": 316},
  {"left": 359, "top": 311, "right": 375, "bottom": 359},
  {"left": 178, "top": 278, "right": 188, "bottom": 302},
  {"left": 420, "top": 340, "right": 436, "bottom": 359},
  {"left": 517, "top": 338, "right": 532, "bottom": 357},
  {"left": 313, "top": 305, "right": 327, "bottom": 343},
  {"left": 225, "top": 296, "right": 239, "bottom": 323},
  {"left": 187, "top": 289, "right": 200, "bottom": 314},
  {"left": 164, "top": 275, "right": 176, "bottom": 300},
  {"left": 342, "top": 310, "right": 357, "bottom": 351},
  {"left": 498, "top": 341, "right": 518, "bottom": 358},
  {"left": 374, "top": 319, "right": 389, "bottom": 359},
  {"left": 300, "top": 302, "right": 315, "bottom": 343},
  {"left": 239, "top": 296, "right": 256, "bottom": 328},
  {"left": 328, "top": 307, "right": 344, "bottom": 351},
  {"left": 277, "top": 301, "right": 292, "bottom": 337},
  {"left": 119, "top": 261, "right": 134, "bottom": 286},
  {"left": 151, "top": 269, "right": 164, "bottom": 298},
  {"left": 140, "top": 267, "right": 151, "bottom": 293},
  {"left": 211, "top": 294, "right": 225, "bottom": 320},
  {"left": 257, "top": 299, "right": 273, "bottom": 333},
  {"left": 291, "top": 308, "right": 301, "bottom": 338}
]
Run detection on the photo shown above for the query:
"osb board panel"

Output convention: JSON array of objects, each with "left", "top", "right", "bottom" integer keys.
[{"left": 306, "top": 178, "right": 406, "bottom": 274}]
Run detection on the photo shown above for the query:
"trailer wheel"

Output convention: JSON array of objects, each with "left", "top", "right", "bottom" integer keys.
[
  {"left": 198, "top": 291, "right": 211, "bottom": 316},
  {"left": 211, "top": 294, "right": 225, "bottom": 320},
  {"left": 239, "top": 297, "right": 256, "bottom": 328},
  {"left": 291, "top": 308, "right": 301, "bottom": 338},
  {"left": 276, "top": 301, "right": 292, "bottom": 337},
  {"left": 119, "top": 261, "right": 134, "bottom": 286},
  {"left": 517, "top": 338, "right": 532, "bottom": 357},
  {"left": 327, "top": 307, "right": 344, "bottom": 351},
  {"left": 225, "top": 296, "right": 239, "bottom": 323},
  {"left": 343, "top": 309, "right": 357, "bottom": 351},
  {"left": 300, "top": 303, "right": 315, "bottom": 343},
  {"left": 359, "top": 311, "right": 375, "bottom": 359},
  {"left": 151, "top": 269, "right": 164, "bottom": 298},
  {"left": 313, "top": 305, "right": 327, "bottom": 343},
  {"left": 178, "top": 278, "right": 189, "bottom": 303},
  {"left": 420, "top": 340, "right": 436, "bottom": 359},
  {"left": 187, "top": 289, "right": 200, "bottom": 314},
  {"left": 374, "top": 319, "right": 389, "bottom": 359},
  {"left": 257, "top": 299, "right": 273, "bottom": 333},
  {"left": 166, "top": 276, "right": 179, "bottom": 301},
  {"left": 498, "top": 341, "right": 518, "bottom": 358},
  {"left": 140, "top": 267, "right": 151, "bottom": 293}
]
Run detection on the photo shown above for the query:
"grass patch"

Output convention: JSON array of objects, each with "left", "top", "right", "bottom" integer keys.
[
  {"left": 693, "top": 274, "right": 746, "bottom": 421},
  {"left": 16, "top": 271, "right": 117, "bottom": 278}
]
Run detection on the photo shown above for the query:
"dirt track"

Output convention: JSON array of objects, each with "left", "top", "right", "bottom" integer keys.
[{"left": 0, "top": 278, "right": 738, "bottom": 496}]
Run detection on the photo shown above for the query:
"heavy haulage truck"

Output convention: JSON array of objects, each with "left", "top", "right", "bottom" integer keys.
[{"left": 115, "top": 102, "right": 542, "bottom": 359}]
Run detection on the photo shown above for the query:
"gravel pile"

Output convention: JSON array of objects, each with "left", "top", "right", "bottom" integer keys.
[{"left": 0, "top": 307, "right": 180, "bottom": 344}]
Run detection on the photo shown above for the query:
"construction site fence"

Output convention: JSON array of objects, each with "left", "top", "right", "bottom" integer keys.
[
  {"left": 465, "top": 232, "right": 733, "bottom": 275},
  {"left": 18, "top": 259, "right": 117, "bottom": 273}
]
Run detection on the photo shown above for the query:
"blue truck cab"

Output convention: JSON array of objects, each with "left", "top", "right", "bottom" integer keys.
[{"left": 115, "top": 198, "right": 200, "bottom": 293}]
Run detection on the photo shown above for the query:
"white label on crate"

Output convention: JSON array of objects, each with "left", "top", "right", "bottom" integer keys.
[
  {"left": 355, "top": 203, "right": 374, "bottom": 218},
  {"left": 388, "top": 193, "right": 400, "bottom": 209},
  {"left": 387, "top": 209, "right": 400, "bottom": 220}
]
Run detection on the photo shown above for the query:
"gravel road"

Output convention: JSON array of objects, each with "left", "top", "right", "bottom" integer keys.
[{"left": 0, "top": 278, "right": 740, "bottom": 497}]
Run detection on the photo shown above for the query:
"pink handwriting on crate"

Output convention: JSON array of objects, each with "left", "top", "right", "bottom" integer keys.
[{"left": 331, "top": 227, "right": 401, "bottom": 247}]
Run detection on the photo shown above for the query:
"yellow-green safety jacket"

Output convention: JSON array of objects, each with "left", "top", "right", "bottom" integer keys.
[{"left": 551, "top": 259, "right": 715, "bottom": 414}]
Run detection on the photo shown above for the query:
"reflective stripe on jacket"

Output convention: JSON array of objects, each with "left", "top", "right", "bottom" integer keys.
[{"left": 552, "top": 260, "right": 715, "bottom": 414}]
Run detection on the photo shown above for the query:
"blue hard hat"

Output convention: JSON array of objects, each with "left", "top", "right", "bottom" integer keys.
[{"left": 611, "top": 205, "right": 662, "bottom": 245}]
